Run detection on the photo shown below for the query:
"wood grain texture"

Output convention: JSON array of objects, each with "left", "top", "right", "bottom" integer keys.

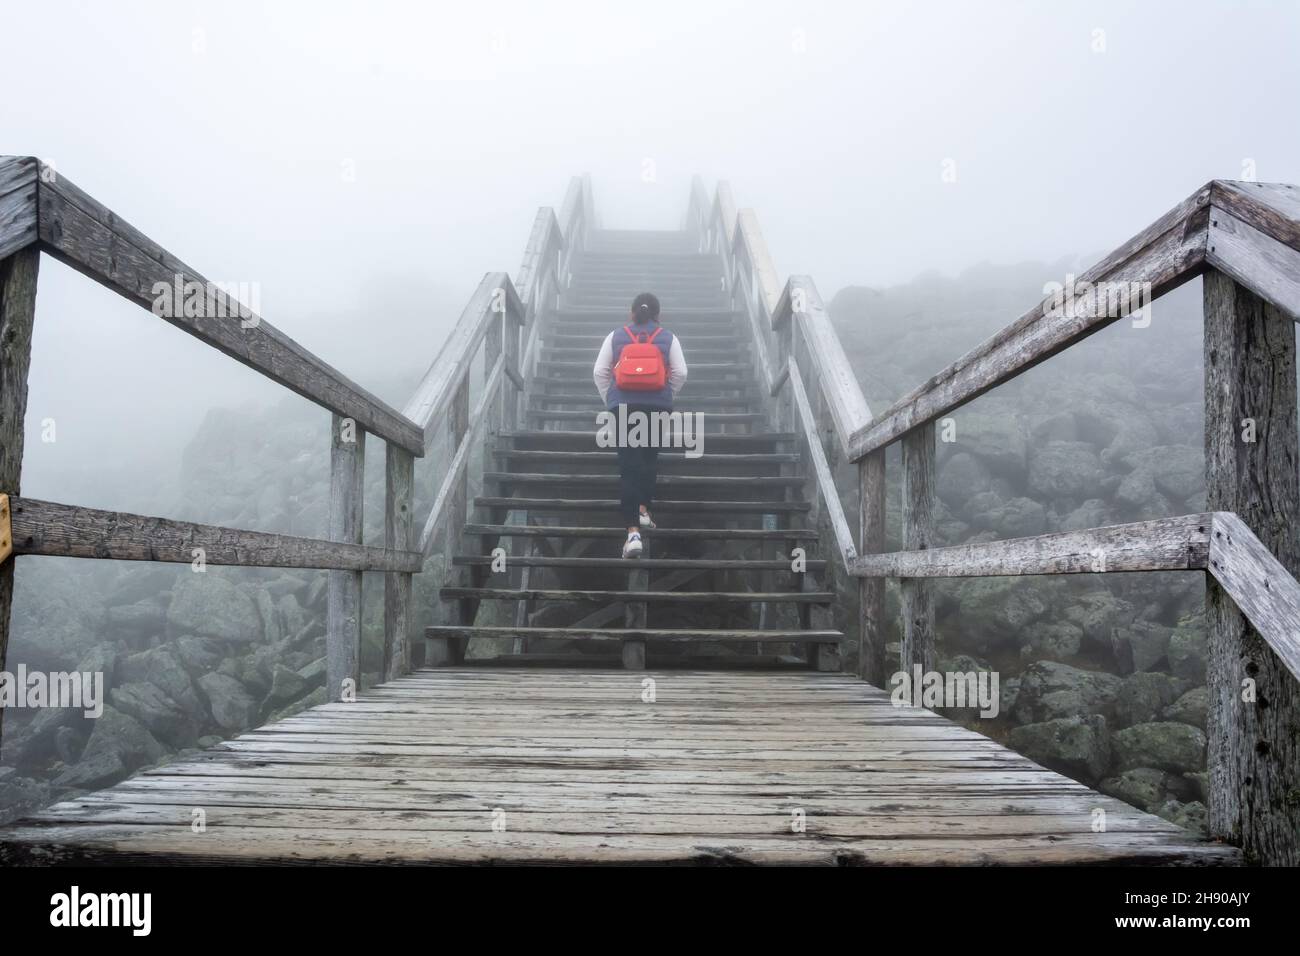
[
  {"left": 326, "top": 416, "right": 365, "bottom": 703},
  {"left": 1206, "top": 204, "right": 1300, "bottom": 322},
  {"left": 1210, "top": 180, "right": 1300, "bottom": 254},
  {"left": 857, "top": 451, "right": 887, "bottom": 685},
  {"left": 383, "top": 445, "right": 416, "bottom": 681},
  {"left": 789, "top": 359, "right": 856, "bottom": 568},
  {"left": 0, "top": 244, "right": 39, "bottom": 748},
  {"left": 0, "top": 668, "right": 1237, "bottom": 865},
  {"left": 849, "top": 514, "right": 1212, "bottom": 578},
  {"left": 35, "top": 174, "right": 422, "bottom": 454},
  {"left": 9, "top": 496, "right": 420, "bottom": 571},
  {"left": 1203, "top": 269, "right": 1300, "bottom": 865},
  {"left": 1208, "top": 513, "right": 1300, "bottom": 680},
  {"left": 900, "top": 423, "right": 936, "bottom": 676},
  {"left": 0, "top": 157, "right": 38, "bottom": 261},
  {"left": 848, "top": 182, "right": 1213, "bottom": 460}
]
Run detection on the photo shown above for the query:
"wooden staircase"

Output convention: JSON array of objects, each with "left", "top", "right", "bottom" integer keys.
[{"left": 425, "top": 229, "right": 843, "bottom": 670}]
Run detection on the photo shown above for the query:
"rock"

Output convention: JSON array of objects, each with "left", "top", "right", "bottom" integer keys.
[
  {"left": 268, "top": 686, "right": 327, "bottom": 723},
  {"left": 1059, "top": 499, "right": 1109, "bottom": 532},
  {"left": 1114, "top": 672, "right": 1185, "bottom": 728},
  {"left": 0, "top": 774, "right": 54, "bottom": 827},
  {"left": 1167, "top": 617, "right": 1207, "bottom": 681},
  {"left": 109, "top": 681, "right": 203, "bottom": 748},
  {"left": 1112, "top": 722, "right": 1207, "bottom": 774},
  {"left": 104, "top": 600, "right": 166, "bottom": 638},
  {"left": 173, "top": 635, "right": 225, "bottom": 673},
  {"left": 993, "top": 497, "right": 1048, "bottom": 538},
  {"left": 198, "top": 673, "right": 260, "bottom": 732},
  {"left": 197, "top": 735, "right": 224, "bottom": 748},
  {"left": 296, "top": 657, "right": 327, "bottom": 691},
  {"left": 950, "top": 405, "right": 1027, "bottom": 481},
  {"left": 1101, "top": 767, "right": 1169, "bottom": 810},
  {"left": 1013, "top": 661, "right": 1121, "bottom": 724},
  {"left": 1008, "top": 715, "right": 1111, "bottom": 782},
  {"left": 1064, "top": 590, "right": 1137, "bottom": 651},
  {"left": 255, "top": 588, "right": 283, "bottom": 644},
  {"left": 1000, "top": 677, "right": 1021, "bottom": 717},
  {"left": 938, "top": 452, "right": 993, "bottom": 510},
  {"left": 167, "top": 575, "right": 263, "bottom": 644},
  {"left": 1154, "top": 799, "right": 1208, "bottom": 837},
  {"left": 1162, "top": 688, "right": 1209, "bottom": 728},
  {"left": 53, "top": 705, "right": 165, "bottom": 789},
  {"left": 1019, "top": 621, "right": 1083, "bottom": 662},
  {"left": 265, "top": 664, "right": 309, "bottom": 705},
  {"left": 1110, "top": 620, "right": 1170, "bottom": 674},
  {"left": 1028, "top": 441, "right": 1104, "bottom": 501},
  {"left": 277, "top": 593, "right": 307, "bottom": 637},
  {"left": 1123, "top": 446, "right": 1205, "bottom": 504}
]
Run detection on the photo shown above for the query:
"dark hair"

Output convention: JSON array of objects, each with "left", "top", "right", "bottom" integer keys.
[{"left": 630, "top": 292, "right": 660, "bottom": 324}]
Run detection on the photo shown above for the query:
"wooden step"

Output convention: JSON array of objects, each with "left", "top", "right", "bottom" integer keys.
[
  {"left": 492, "top": 450, "right": 798, "bottom": 466},
  {"left": 500, "top": 430, "right": 795, "bottom": 449},
  {"left": 484, "top": 472, "right": 802, "bottom": 488},
  {"left": 474, "top": 497, "right": 810, "bottom": 514},
  {"left": 539, "top": 347, "right": 745, "bottom": 361},
  {"left": 426, "top": 625, "right": 843, "bottom": 644},
  {"left": 441, "top": 588, "right": 834, "bottom": 604},
  {"left": 451, "top": 555, "right": 826, "bottom": 571},
  {"left": 463, "top": 523, "right": 818, "bottom": 541},
  {"left": 525, "top": 409, "right": 767, "bottom": 423},
  {"left": 529, "top": 395, "right": 758, "bottom": 409}
]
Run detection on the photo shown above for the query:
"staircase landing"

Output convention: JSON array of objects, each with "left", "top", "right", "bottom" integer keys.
[{"left": 0, "top": 669, "right": 1237, "bottom": 865}]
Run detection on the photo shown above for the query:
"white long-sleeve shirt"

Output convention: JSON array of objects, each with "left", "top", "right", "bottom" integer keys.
[{"left": 593, "top": 330, "right": 687, "bottom": 404}]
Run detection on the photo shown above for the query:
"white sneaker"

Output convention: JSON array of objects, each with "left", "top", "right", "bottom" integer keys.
[
  {"left": 638, "top": 511, "right": 656, "bottom": 529},
  {"left": 622, "top": 532, "right": 643, "bottom": 558}
]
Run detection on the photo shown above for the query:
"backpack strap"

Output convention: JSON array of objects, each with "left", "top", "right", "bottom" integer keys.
[
  {"left": 646, "top": 327, "right": 663, "bottom": 344},
  {"left": 622, "top": 325, "right": 637, "bottom": 342}
]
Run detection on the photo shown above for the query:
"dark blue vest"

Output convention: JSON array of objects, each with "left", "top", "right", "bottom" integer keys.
[{"left": 605, "top": 321, "right": 675, "bottom": 410}]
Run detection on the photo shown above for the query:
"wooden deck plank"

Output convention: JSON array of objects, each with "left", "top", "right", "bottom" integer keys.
[{"left": 0, "top": 668, "right": 1238, "bottom": 866}]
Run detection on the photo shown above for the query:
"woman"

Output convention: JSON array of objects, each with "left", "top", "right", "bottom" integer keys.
[{"left": 592, "top": 292, "right": 688, "bottom": 557}]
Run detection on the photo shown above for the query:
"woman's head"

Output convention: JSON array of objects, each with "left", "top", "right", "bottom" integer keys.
[{"left": 630, "top": 292, "right": 660, "bottom": 325}]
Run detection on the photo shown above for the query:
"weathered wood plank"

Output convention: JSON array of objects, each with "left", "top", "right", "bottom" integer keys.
[
  {"left": 789, "top": 358, "right": 856, "bottom": 569},
  {"left": 0, "top": 243, "right": 39, "bottom": 748},
  {"left": 35, "top": 174, "right": 422, "bottom": 454},
  {"left": 900, "top": 423, "right": 936, "bottom": 675},
  {"left": 850, "top": 514, "right": 1212, "bottom": 578},
  {"left": 1203, "top": 269, "right": 1300, "bottom": 866},
  {"left": 857, "top": 450, "right": 887, "bottom": 685},
  {"left": 1208, "top": 513, "right": 1300, "bottom": 680},
  {"left": 440, "top": 588, "right": 833, "bottom": 604},
  {"left": 1206, "top": 204, "right": 1300, "bottom": 322},
  {"left": 1210, "top": 180, "right": 1300, "bottom": 254},
  {"left": 383, "top": 444, "right": 416, "bottom": 681},
  {"left": 326, "top": 415, "right": 365, "bottom": 702},
  {"left": 9, "top": 496, "right": 421, "bottom": 571},
  {"left": 0, "top": 157, "right": 39, "bottom": 261},
  {"left": 425, "top": 626, "right": 844, "bottom": 644},
  {"left": 848, "top": 182, "right": 1213, "bottom": 460}
]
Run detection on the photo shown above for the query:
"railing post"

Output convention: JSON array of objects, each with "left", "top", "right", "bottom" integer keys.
[
  {"left": 427, "top": 377, "right": 472, "bottom": 667},
  {"left": 857, "top": 450, "right": 886, "bottom": 684},
  {"left": 0, "top": 245, "right": 39, "bottom": 746},
  {"left": 1203, "top": 268, "right": 1300, "bottom": 865},
  {"left": 326, "top": 414, "right": 366, "bottom": 701},
  {"left": 382, "top": 443, "right": 414, "bottom": 681},
  {"left": 900, "top": 424, "right": 937, "bottom": 678}
]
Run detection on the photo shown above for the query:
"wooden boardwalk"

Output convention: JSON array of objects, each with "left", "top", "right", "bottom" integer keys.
[{"left": 0, "top": 669, "right": 1238, "bottom": 865}]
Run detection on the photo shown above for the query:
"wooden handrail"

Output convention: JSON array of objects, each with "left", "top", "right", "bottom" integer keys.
[
  {"left": 0, "top": 156, "right": 425, "bottom": 456},
  {"left": 10, "top": 496, "right": 422, "bottom": 572},
  {"left": 846, "top": 178, "right": 1300, "bottom": 462}
]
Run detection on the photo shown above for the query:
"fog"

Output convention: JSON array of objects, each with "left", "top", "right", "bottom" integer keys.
[{"left": 3, "top": 0, "right": 1298, "bottom": 509}]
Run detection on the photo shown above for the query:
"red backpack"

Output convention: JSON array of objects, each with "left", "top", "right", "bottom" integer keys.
[{"left": 614, "top": 325, "right": 667, "bottom": 391}]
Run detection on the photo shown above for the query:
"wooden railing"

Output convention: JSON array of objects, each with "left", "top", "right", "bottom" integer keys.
[
  {"left": 690, "top": 173, "right": 1300, "bottom": 864},
  {"left": 0, "top": 156, "right": 591, "bottom": 713}
]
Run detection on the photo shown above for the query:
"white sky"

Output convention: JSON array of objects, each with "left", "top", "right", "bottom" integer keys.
[{"left": 3, "top": 0, "right": 1298, "bottom": 505}]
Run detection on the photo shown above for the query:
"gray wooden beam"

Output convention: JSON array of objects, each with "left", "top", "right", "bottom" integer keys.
[
  {"left": 900, "top": 423, "right": 936, "bottom": 677},
  {"left": 326, "top": 415, "right": 365, "bottom": 703},
  {"left": 383, "top": 444, "right": 416, "bottom": 681},
  {"left": 0, "top": 157, "right": 39, "bottom": 261},
  {"left": 850, "top": 514, "right": 1212, "bottom": 578},
  {"left": 847, "top": 182, "right": 1213, "bottom": 460},
  {"left": 32, "top": 171, "right": 422, "bottom": 454},
  {"left": 856, "top": 451, "right": 886, "bottom": 686},
  {"left": 1203, "top": 268, "right": 1300, "bottom": 866},
  {"left": 9, "top": 496, "right": 420, "bottom": 572},
  {"left": 0, "top": 243, "right": 39, "bottom": 748}
]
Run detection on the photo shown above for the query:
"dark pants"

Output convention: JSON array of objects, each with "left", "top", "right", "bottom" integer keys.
[{"left": 615, "top": 404, "right": 660, "bottom": 527}]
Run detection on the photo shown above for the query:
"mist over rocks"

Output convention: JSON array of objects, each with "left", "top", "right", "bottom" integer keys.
[{"left": 828, "top": 261, "right": 1217, "bottom": 833}]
